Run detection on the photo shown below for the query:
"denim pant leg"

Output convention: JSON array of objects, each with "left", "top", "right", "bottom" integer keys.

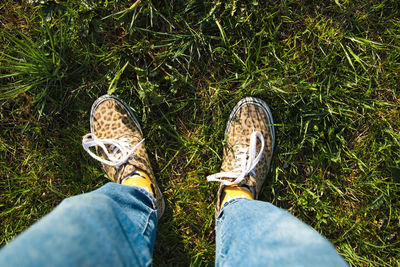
[
  {"left": 215, "top": 199, "right": 348, "bottom": 267},
  {"left": 0, "top": 182, "right": 158, "bottom": 267}
]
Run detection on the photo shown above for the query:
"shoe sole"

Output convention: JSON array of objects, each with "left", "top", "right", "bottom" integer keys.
[{"left": 89, "top": 94, "right": 165, "bottom": 218}]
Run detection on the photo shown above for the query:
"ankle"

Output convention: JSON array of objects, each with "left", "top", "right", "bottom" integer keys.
[
  {"left": 220, "top": 185, "right": 255, "bottom": 208},
  {"left": 121, "top": 169, "right": 155, "bottom": 196}
]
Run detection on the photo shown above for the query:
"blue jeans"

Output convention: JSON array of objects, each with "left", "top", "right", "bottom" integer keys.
[{"left": 0, "top": 183, "right": 347, "bottom": 266}]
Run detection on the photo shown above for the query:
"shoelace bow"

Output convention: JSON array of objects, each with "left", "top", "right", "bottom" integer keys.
[
  {"left": 207, "top": 131, "right": 265, "bottom": 186},
  {"left": 82, "top": 133, "right": 145, "bottom": 167}
]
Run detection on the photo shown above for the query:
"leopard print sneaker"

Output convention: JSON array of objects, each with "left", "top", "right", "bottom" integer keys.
[
  {"left": 82, "top": 95, "right": 164, "bottom": 218},
  {"left": 207, "top": 97, "right": 275, "bottom": 215}
]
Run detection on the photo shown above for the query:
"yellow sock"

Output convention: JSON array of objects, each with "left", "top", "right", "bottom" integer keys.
[
  {"left": 221, "top": 185, "right": 254, "bottom": 207},
  {"left": 122, "top": 169, "right": 154, "bottom": 196}
]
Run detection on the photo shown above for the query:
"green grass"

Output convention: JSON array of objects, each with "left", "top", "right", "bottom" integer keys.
[{"left": 1, "top": 0, "right": 400, "bottom": 265}]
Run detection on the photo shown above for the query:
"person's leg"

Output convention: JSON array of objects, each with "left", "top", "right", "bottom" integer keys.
[
  {"left": 1, "top": 95, "right": 165, "bottom": 266},
  {"left": 215, "top": 199, "right": 347, "bottom": 266},
  {"left": 0, "top": 182, "right": 158, "bottom": 266},
  {"left": 207, "top": 97, "right": 347, "bottom": 266}
]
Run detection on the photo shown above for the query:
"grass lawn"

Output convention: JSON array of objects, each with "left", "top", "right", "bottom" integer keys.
[{"left": 1, "top": 0, "right": 399, "bottom": 265}]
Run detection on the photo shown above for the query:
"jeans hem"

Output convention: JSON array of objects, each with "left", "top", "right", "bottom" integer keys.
[
  {"left": 216, "top": 198, "right": 251, "bottom": 221},
  {"left": 125, "top": 184, "right": 158, "bottom": 211}
]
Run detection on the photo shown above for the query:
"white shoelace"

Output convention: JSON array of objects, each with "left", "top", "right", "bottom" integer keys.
[
  {"left": 206, "top": 131, "right": 265, "bottom": 186},
  {"left": 82, "top": 133, "right": 144, "bottom": 167}
]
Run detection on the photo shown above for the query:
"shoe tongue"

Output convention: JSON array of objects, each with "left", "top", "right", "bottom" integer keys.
[
  {"left": 223, "top": 175, "right": 250, "bottom": 185},
  {"left": 119, "top": 164, "right": 136, "bottom": 179},
  {"left": 231, "top": 142, "right": 249, "bottom": 152},
  {"left": 125, "top": 153, "right": 147, "bottom": 175},
  {"left": 114, "top": 133, "right": 140, "bottom": 142},
  {"left": 232, "top": 140, "right": 262, "bottom": 154},
  {"left": 247, "top": 173, "right": 257, "bottom": 187},
  {"left": 115, "top": 135, "right": 146, "bottom": 182}
]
